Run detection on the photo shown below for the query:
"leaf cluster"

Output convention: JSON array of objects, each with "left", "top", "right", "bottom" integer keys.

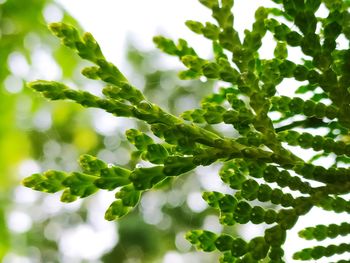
[{"left": 23, "top": 0, "right": 350, "bottom": 262}]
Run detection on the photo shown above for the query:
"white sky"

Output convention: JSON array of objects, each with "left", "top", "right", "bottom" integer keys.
[{"left": 47, "top": 1, "right": 350, "bottom": 263}]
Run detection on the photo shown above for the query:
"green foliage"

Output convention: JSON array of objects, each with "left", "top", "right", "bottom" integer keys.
[
  {"left": 0, "top": 0, "right": 88, "bottom": 260},
  {"left": 22, "top": 0, "right": 350, "bottom": 262}
]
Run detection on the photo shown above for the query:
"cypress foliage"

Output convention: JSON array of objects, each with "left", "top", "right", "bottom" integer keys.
[{"left": 23, "top": 0, "right": 350, "bottom": 261}]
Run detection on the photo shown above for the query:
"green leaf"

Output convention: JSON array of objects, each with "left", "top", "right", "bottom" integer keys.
[
  {"left": 105, "top": 200, "right": 131, "bottom": 220},
  {"left": 202, "top": 191, "right": 224, "bottom": 208},
  {"left": 60, "top": 189, "right": 78, "bottom": 203},
  {"left": 215, "top": 234, "right": 234, "bottom": 251},
  {"left": 22, "top": 170, "right": 67, "bottom": 193},
  {"left": 231, "top": 238, "right": 248, "bottom": 257},
  {"left": 186, "top": 230, "right": 217, "bottom": 252},
  {"left": 79, "top": 154, "right": 107, "bottom": 175},
  {"left": 103, "top": 83, "right": 145, "bottom": 104},
  {"left": 62, "top": 172, "right": 98, "bottom": 198},
  {"left": 153, "top": 36, "right": 178, "bottom": 56},
  {"left": 163, "top": 156, "right": 196, "bottom": 176},
  {"left": 115, "top": 184, "right": 141, "bottom": 207},
  {"left": 129, "top": 166, "right": 166, "bottom": 190},
  {"left": 185, "top": 20, "right": 204, "bottom": 34},
  {"left": 48, "top": 22, "right": 80, "bottom": 48},
  {"left": 265, "top": 225, "right": 286, "bottom": 246},
  {"left": 218, "top": 194, "right": 237, "bottom": 212},
  {"left": 202, "top": 22, "right": 220, "bottom": 40},
  {"left": 274, "top": 42, "right": 288, "bottom": 59},
  {"left": 22, "top": 173, "right": 47, "bottom": 192},
  {"left": 28, "top": 80, "right": 69, "bottom": 100},
  {"left": 126, "top": 129, "right": 154, "bottom": 151},
  {"left": 202, "top": 62, "right": 220, "bottom": 79},
  {"left": 144, "top": 144, "right": 169, "bottom": 164},
  {"left": 248, "top": 237, "right": 269, "bottom": 260},
  {"left": 94, "top": 166, "right": 131, "bottom": 190}
]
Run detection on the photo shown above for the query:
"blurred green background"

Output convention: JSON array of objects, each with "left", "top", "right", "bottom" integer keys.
[{"left": 0, "top": 0, "right": 233, "bottom": 262}]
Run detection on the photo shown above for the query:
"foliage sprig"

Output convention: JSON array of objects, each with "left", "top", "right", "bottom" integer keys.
[{"left": 23, "top": 0, "right": 350, "bottom": 262}]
